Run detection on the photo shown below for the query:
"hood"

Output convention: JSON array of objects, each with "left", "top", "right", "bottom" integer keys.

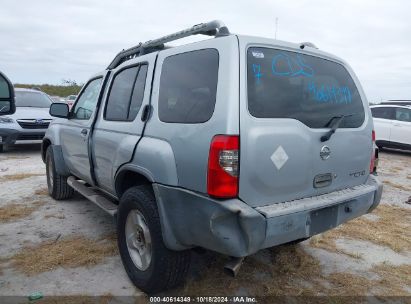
[{"left": 9, "top": 107, "right": 53, "bottom": 120}]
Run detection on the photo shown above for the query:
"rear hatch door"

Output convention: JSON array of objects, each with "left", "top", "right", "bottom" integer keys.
[{"left": 239, "top": 41, "right": 372, "bottom": 207}]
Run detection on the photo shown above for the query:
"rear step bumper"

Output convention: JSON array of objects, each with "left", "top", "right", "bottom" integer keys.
[{"left": 154, "top": 175, "right": 383, "bottom": 257}]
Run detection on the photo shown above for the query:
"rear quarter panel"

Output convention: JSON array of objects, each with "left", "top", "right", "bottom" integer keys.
[{"left": 373, "top": 117, "right": 392, "bottom": 142}]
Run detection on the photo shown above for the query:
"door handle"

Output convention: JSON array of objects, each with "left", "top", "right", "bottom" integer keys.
[
  {"left": 393, "top": 123, "right": 402, "bottom": 127},
  {"left": 81, "top": 129, "right": 88, "bottom": 136}
]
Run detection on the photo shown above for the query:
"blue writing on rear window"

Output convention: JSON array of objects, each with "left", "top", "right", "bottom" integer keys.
[
  {"left": 272, "top": 53, "right": 314, "bottom": 77},
  {"left": 307, "top": 81, "right": 352, "bottom": 104},
  {"left": 252, "top": 64, "right": 262, "bottom": 84}
]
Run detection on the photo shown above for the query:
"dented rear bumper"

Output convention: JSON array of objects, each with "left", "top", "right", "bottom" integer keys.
[{"left": 154, "top": 175, "right": 383, "bottom": 257}]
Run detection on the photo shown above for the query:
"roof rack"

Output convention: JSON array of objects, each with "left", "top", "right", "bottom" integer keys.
[
  {"left": 299, "top": 42, "right": 318, "bottom": 49},
  {"left": 107, "top": 20, "right": 230, "bottom": 70}
]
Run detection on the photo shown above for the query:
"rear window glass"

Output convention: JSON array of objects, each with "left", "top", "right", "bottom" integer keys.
[
  {"left": 159, "top": 49, "right": 219, "bottom": 123},
  {"left": 247, "top": 47, "right": 365, "bottom": 128}
]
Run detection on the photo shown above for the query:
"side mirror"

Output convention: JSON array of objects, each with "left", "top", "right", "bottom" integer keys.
[
  {"left": 50, "top": 103, "right": 69, "bottom": 118},
  {"left": 0, "top": 71, "right": 16, "bottom": 116}
]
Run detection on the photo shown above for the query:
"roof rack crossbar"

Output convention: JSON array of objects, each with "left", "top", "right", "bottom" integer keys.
[{"left": 107, "top": 20, "right": 230, "bottom": 70}]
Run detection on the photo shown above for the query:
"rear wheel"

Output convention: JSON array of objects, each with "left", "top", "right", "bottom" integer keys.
[
  {"left": 0, "top": 144, "right": 7, "bottom": 153},
  {"left": 46, "top": 146, "right": 74, "bottom": 200},
  {"left": 117, "top": 185, "right": 191, "bottom": 294}
]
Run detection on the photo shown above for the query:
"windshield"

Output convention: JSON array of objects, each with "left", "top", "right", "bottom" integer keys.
[
  {"left": 15, "top": 91, "right": 52, "bottom": 108},
  {"left": 247, "top": 47, "right": 365, "bottom": 128}
]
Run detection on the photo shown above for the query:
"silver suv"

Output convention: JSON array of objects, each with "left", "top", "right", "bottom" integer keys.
[
  {"left": 42, "top": 21, "right": 383, "bottom": 294},
  {"left": 0, "top": 88, "right": 52, "bottom": 152}
]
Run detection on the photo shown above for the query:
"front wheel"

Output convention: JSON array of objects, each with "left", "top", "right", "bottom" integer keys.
[
  {"left": 117, "top": 185, "right": 191, "bottom": 294},
  {"left": 46, "top": 146, "right": 74, "bottom": 200}
]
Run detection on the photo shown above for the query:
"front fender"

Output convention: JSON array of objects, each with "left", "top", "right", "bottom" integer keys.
[
  {"left": 42, "top": 121, "right": 64, "bottom": 162},
  {"left": 49, "top": 145, "right": 71, "bottom": 176},
  {"left": 44, "top": 120, "right": 65, "bottom": 146}
]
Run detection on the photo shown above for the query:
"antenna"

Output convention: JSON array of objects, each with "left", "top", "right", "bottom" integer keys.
[{"left": 275, "top": 17, "right": 279, "bottom": 39}]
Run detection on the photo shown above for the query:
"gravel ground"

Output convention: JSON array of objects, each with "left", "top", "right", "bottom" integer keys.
[{"left": 0, "top": 144, "right": 410, "bottom": 302}]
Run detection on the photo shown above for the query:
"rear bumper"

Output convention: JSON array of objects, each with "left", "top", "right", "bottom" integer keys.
[
  {"left": 154, "top": 175, "right": 383, "bottom": 257},
  {"left": 0, "top": 128, "right": 45, "bottom": 144}
]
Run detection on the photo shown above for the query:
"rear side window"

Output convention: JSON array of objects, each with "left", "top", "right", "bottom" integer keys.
[
  {"left": 395, "top": 107, "right": 411, "bottom": 122},
  {"left": 247, "top": 48, "right": 365, "bottom": 128},
  {"left": 371, "top": 107, "right": 394, "bottom": 119},
  {"left": 159, "top": 49, "right": 219, "bottom": 123},
  {"left": 105, "top": 64, "right": 148, "bottom": 121}
]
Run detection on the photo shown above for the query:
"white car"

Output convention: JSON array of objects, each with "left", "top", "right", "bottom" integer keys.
[
  {"left": 370, "top": 104, "right": 411, "bottom": 151},
  {"left": 0, "top": 88, "right": 53, "bottom": 152}
]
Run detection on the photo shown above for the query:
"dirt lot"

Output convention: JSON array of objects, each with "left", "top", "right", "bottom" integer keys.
[{"left": 0, "top": 144, "right": 410, "bottom": 302}]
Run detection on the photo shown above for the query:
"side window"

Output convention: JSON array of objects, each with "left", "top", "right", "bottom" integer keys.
[
  {"left": 395, "top": 108, "right": 411, "bottom": 122},
  {"left": 371, "top": 107, "right": 394, "bottom": 120},
  {"left": 72, "top": 78, "right": 102, "bottom": 120},
  {"left": 105, "top": 64, "right": 148, "bottom": 121},
  {"left": 129, "top": 65, "right": 148, "bottom": 120},
  {"left": 158, "top": 49, "right": 219, "bottom": 123}
]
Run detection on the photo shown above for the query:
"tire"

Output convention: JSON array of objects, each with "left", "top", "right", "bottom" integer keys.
[
  {"left": 284, "top": 237, "right": 310, "bottom": 246},
  {"left": 117, "top": 185, "right": 191, "bottom": 294},
  {"left": 0, "top": 144, "right": 7, "bottom": 153},
  {"left": 46, "top": 146, "right": 74, "bottom": 200}
]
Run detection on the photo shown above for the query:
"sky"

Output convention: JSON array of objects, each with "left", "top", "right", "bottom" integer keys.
[{"left": 0, "top": 0, "right": 410, "bottom": 102}]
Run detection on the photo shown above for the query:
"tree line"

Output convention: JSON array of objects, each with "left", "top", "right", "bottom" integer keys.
[{"left": 14, "top": 80, "right": 82, "bottom": 97}]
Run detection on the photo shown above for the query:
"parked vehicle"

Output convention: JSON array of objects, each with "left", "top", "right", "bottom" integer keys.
[
  {"left": 0, "top": 71, "right": 16, "bottom": 116},
  {"left": 380, "top": 100, "right": 411, "bottom": 106},
  {"left": 370, "top": 104, "right": 411, "bottom": 151},
  {"left": 65, "top": 95, "right": 77, "bottom": 109},
  {"left": 49, "top": 95, "right": 64, "bottom": 103},
  {"left": 42, "top": 20, "right": 383, "bottom": 294},
  {"left": 0, "top": 88, "right": 53, "bottom": 152}
]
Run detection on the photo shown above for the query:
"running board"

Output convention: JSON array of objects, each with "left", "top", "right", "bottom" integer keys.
[{"left": 67, "top": 176, "right": 118, "bottom": 217}]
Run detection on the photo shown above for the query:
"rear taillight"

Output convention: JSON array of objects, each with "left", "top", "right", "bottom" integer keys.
[
  {"left": 207, "top": 135, "right": 239, "bottom": 198},
  {"left": 370, "top": 130, "right": 376, "bottom": 173}
]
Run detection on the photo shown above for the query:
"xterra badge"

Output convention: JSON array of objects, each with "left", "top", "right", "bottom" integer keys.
[{"left": 349, "top": 170, "right": 366, "bottom": 178}]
